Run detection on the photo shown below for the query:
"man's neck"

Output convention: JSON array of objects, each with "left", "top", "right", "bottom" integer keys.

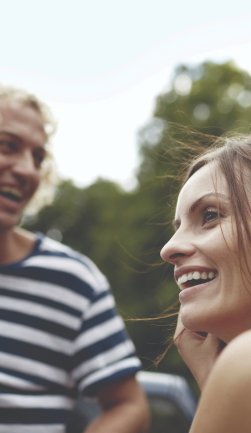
[{"left": 0, "top": 227, "right": 36, "bottom": 266}]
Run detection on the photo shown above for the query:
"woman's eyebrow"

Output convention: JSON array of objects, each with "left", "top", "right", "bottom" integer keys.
[
  {"left": 189, "top": 192, "right": 228, "bottom": 213},
  {"left": 172, "top": 192, "right": 228, "bottom": 230}
]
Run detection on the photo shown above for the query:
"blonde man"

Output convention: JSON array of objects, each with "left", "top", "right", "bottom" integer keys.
[{"left": 0, "top": 86, "right": 149, "bottom": 433}]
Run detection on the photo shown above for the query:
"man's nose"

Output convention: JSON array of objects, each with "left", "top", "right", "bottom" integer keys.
[
  {"left": 13, "top": 150, "right": 35, "bottom": 177},
  {"left": 160, "top": 231, "right": 196, "bottom": 265}
]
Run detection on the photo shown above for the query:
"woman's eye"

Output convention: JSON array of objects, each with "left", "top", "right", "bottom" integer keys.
[{"left": 201, "top": 209, "right": 219, "bottom": 226}]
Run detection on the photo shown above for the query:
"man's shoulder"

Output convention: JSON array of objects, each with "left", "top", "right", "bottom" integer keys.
[
  {"left": 23, "top": 234, "right": 110, "bottom": 296},
  {"left": 38, "top": 235, "right": 86, "bottom": 260}
]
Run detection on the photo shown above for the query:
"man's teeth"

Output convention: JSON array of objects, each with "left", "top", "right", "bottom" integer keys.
[
  {"left": 0, "top": 186, "right": 23, "bottom": 199},
  {"left": 178, "top": 271, "right": 218, "bottom": 286}
]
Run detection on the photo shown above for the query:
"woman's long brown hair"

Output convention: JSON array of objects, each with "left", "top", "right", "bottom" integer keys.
[{"left": 155, "top": 130, "right": 251, "bottom": 364}]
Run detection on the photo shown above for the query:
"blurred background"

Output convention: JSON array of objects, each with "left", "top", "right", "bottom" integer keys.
[{"left": 2, "top": 0, "right": 251, "bottom": 394}]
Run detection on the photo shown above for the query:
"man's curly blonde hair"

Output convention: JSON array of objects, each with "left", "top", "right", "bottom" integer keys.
[{"left": 0, "top": 84, "right": 58, "bottom": 215}]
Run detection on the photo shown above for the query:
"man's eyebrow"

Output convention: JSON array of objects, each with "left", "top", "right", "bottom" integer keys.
[
  {"left": 0, "top": 131, "right": 23, "bottom": 142},
  {"left": 172, "top": 192, "right": 229, "bottom": 231},
  {"left": 0, "top": 131, "right": 46, "bottom": 153}
]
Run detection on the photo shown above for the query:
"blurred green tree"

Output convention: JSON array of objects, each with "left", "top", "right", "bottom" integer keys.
[
  {"left": 138, "top": 60, "right": 251, "bottom": 186},
  {"left": 23, "top": 61, "right": 251, "bottom": 393}
]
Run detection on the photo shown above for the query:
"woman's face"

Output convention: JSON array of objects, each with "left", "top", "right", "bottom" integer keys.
[{"left": 161, "top": 162, "right": 251, "bottom": 343}]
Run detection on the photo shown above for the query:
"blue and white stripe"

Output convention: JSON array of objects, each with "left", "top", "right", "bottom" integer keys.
[{"left": 0, "top": 233, "right": 141, "bottom": 431}]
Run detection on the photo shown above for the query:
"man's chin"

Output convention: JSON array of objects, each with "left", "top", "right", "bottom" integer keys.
[{"left": 0, "top": 212, "right": 23, "bottom": 233}]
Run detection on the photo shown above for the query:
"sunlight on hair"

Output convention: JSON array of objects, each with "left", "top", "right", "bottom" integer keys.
[{"left": 23, "top": 151, "right": 59, "bottom": 216}]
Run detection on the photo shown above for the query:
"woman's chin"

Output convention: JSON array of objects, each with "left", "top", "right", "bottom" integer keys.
[{"left": 180, "top": 306, "right": 212, "bottom": 333}]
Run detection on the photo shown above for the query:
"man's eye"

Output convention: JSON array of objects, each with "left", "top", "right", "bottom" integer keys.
[
  {"left": 33, "top": 153, "right": 45, "bottom": 168},
  {"left": 0, "top": 141, "right": 16, "bottom": 152},
  {"left": 201, "top": 209, "right": 219, "bottom": 226}
]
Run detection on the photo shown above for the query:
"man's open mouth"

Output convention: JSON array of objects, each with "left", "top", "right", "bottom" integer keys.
[
  {"left": 178, "top": 270, "right": 218, "bottom": 290},
  {"left": 0, "top": 187, "right": 23, "bottom": 202}
]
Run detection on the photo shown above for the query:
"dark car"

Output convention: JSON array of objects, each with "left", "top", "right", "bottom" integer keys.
[{"left": 67, "top": 371, "right": 197, "bottom": 433}]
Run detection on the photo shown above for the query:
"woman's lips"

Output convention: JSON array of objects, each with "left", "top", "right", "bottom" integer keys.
[
  {"left": 178, "top": 270, "right": 218, "bottom": 290},
  {"left": 179, "top": 275, "right": 219, "bottom": 301},
  {"left": 174, "top": 266, "right": 218, "bottom": 282}
]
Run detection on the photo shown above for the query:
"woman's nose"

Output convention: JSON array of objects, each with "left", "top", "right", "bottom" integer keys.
[{"left": 160, "top": 233, "right": 196, "bottom": 265}]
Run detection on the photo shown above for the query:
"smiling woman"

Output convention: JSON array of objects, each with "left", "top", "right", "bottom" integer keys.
[{"left": 160, "top": 134, "right": 251, "bottom": 432}]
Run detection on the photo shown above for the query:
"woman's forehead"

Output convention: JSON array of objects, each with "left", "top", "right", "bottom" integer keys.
[{"left": 175, "top": 163, "right": 225, "bottom": 216}]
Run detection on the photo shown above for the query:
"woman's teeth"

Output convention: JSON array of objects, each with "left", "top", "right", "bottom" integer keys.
[{"left": 178, "top": 270, "right": 218, "bottom": 288}]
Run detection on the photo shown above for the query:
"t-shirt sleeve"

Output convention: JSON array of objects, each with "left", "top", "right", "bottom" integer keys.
[{"left": 71, "top": 288, "right": 141, "bottom": 397}]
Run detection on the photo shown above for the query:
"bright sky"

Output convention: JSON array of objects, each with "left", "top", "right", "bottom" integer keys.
[{"left": 1, "top": 0, "right": 251, "bottom": 190}]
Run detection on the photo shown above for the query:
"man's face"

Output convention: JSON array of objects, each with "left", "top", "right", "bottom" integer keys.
[{"left": 0, "top": 101, "right": 46, "bottom": 231}]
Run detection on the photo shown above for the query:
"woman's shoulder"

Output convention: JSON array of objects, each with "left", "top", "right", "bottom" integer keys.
[
  {"left": 190, "top": 331, "right": 251, "bottom": 433},
  {"left": 218, "top": 330, "right": 251, "bottom": 366},
  {"left": 208, "top": 330, "right": 251, "bottom": 395}
]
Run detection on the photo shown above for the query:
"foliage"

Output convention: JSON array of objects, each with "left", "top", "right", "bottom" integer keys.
[{"left": 23, "top": 61, "right": 251, "bottom": 394}]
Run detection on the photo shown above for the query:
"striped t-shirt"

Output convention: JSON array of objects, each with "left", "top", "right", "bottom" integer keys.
[{"left": 0, "top": 233, "right": 141, "bottom": 432}]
